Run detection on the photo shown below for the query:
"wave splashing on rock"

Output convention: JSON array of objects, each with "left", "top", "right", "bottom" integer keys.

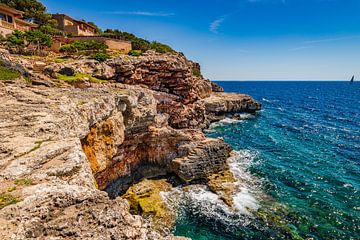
[{"left": 164, "top": 150, "right": 265, "bottom": 234}]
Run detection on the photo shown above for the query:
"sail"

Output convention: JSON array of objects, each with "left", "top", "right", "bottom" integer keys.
[{"left": 350, "top": 75, "right": 354, "bottom": 83}]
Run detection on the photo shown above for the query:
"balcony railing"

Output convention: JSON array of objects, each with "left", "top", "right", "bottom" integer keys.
[
  {"left": 0, "top": 20, "right": 15, "bottom": 29},
  {"left": 16, "top": 24, "right": 29, "bottom": 32}
]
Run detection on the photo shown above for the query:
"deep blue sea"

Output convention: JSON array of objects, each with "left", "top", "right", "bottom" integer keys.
[{"left": 174, "top": 81, "right": 360, "bottom": 240}]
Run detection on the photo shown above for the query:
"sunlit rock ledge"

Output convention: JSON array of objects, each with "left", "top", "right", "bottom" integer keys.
[{"left": 0, "top": 50, "right": 260, "bottom": 239}]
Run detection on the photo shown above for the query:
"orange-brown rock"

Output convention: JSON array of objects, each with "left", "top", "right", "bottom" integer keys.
[
  {"left": 0, "top": 50, "right": 261, "bottom": 239},
  {"left": 81, "top": 112, "right": 125, "bottom": 174}
]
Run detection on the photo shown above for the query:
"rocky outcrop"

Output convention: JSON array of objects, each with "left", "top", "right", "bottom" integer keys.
[
  {"left": 0, "top": 51, "right": 261, "bottom": 239},
  {"left": 207, "top": 168, "right": 237, "bottom": 207},
  {"left": 40, "top": 52, "right": 261, "bottom": 129},
  {"left": 171, "top": 139, "right": 232, "bottom": 182},
  {"left": 202, "top": 92, "right": 262, "bottom": 123},
  {"left": 123, "top": 179, "right": 175, "bottom": 234}
]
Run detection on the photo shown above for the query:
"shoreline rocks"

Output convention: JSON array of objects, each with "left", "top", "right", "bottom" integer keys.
[
  {"left": 122, "top": 179, "right": 176, "bottom": 235},
  {"left": 0, "top": 51, "right": 261, "bottom": 239}
]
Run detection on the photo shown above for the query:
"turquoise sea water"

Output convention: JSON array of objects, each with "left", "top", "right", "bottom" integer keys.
[{"left": 174, "top": 81, "right": 360, "bottom": 240}]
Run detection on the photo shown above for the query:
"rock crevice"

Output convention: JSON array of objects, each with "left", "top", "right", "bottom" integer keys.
[{"left": 0, "top": 51, "right": 261, "bottom": 239}]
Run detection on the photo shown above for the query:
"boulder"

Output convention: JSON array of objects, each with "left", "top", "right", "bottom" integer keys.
[
  {"left": 93, "top": 63, "right": 116, "bottom": 80},
  {"left": 122, "top": 179, "right": 176, "bottom": 235},
  {"left": 58, "top": 66, "right": 75, "bottom": 76}
]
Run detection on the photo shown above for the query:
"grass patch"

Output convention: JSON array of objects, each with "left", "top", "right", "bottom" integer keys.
[
  {"left": 14, "top": 178, "right": 33, "bottom": 186},
  {"left": 18, "top": 139, "right": 49, "bottom": 158},
  {"left": 56, "top": 73, "right": 106, "bottom": 83},
  {"left": 0, "top": 64, "right": 21, "bottom": 81},
  {"left": 7, "top": 186, "right": 16, "bottom": 192},
  {"left": 0, "top": 194, "right": 19, "bottom": 209},
  {"left": 31, "top": 140, "right": 44, "bottom": 152},
  {"left": 54, "top": 58, "right": 69, "bottom": 63}
]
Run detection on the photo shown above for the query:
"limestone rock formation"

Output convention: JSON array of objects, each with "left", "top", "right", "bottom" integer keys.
[
  {"left": 123, "top": 179, "right": 176, "bottom": 234},
  {"left": 171, "top": 139, "right": 232, "bottom": 182},
  {"left": 207, "top": 168, "right": 237, "bottom": 207},
  {"left": 202, "top": 92, "right": 262, "bottom": 123},
  {"left": 0, "top": 50, "right": 261, "bottom": 239}
]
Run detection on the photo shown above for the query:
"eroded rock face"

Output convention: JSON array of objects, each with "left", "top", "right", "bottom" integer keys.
[
  {"left": 0, "top": 83, "right": 175, "bottom": 239},
  {"left": 0, "top": 184, "right": 161, "bottom": 240},
  {"left": 81, "top": 112, "right": 125, "bottom": 174},
  {"left": 0, "top": 51, "right": 261, "bottom": 239},
  {"left": 202, "top": 92, "right": 262, "bottom": 124},
  {"left": 110, "top": 53, "right": 212, "bottom": 104},
  {"left": 171, "top": 139, "right": 232, "bottom": 182}
]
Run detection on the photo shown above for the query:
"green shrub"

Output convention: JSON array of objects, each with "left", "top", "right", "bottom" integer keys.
[
  {"left": 103, "top": 29, "right": 176, "bottom": 54},
  {"left": 150, "top": 41, "right": 175, "bottom": 54},
  {"left": 91, "top": 52, "right": 110, "bottom": 62},
  {"left": 14, "top": 178, "right": 33, "bottom": 186},
  {"left": 131, "top": 38, "right": 151, "bottom": 52},
  {"left": 0, "top": 64, "right": 20, "bottom": 80},
  {"left": 128, "top": 50, "right": 142, "bottom": 57},
  {"left": 192, "top": 68, "right": 202, "bottom": 77},
  {"left": 60, "top": 40, "right": 108, "bottom": 53},
  {"left": 59, "top": 44, "right": 76, "bottom": 53},
  {"left": 25, "top": 29, "right": 53, "bottom": 50},
  {"left": 72, "top": 40, "right": 107, "bottom": 51}
]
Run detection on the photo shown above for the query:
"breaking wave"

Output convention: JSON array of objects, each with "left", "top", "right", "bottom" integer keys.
[{"left": 165, "top": 150, "right": 265, "bottom": 234}]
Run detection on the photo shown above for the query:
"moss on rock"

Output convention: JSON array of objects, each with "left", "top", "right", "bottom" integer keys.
[
  {"left": 122, "top": 179, "right": 175, "bottom": 233},
  {"left": 0, "top": 194, "right": 19, "bottom": 209},
  {"left": 207, "top": 168, "right": 237, "bottom": 207},
  {"left": 0, "top": 64, "right": 20, "bottom": 81}
]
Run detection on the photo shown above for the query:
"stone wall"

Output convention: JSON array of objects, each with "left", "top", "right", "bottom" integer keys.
[{"left": 51, "top": 36, "right": 132, "bottom": 53}]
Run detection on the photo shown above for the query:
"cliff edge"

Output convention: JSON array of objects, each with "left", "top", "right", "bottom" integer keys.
[{"left": 0, "top": 50, "right": 261, "bottom": 239}]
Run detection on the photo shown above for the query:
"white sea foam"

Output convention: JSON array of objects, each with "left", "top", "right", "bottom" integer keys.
[
  {"left": 227, "top": 150, "right": 261, "bottom": 214},
  {"left": 164, "top": 149, "right": 263, "bottom": 229},
  {"left": 208, "top": 118, "right": 243, "bottom": 129}
]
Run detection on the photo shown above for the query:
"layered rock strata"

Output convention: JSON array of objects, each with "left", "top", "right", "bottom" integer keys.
[{"left": 0, "top": 51, "right": 261, "bottom": 239}]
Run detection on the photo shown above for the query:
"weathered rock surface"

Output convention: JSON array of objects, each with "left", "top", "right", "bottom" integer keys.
[
  {"left": 202, "top": 92, "right": 262, "bottom": 123},
  {"left": 171, "top": 139, "right": 232, "bottom": 182},
  {"left": 40, "top": 52, "right": 260, "bottom": 129},
  {"left": 207, "top": 168, "right": 237, "bottom": 207},
  {"left": 0, "top": 51, "right": 261, "bottom": 239},
  {"left": 0, "top": 83, "right": 175, "bottom": 239},
  {"left": 123, "top": 179, "right": 175, "bottom": 234}
]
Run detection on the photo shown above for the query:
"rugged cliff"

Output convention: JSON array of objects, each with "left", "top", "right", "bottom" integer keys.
[{"left": 0, "top": 50, "right": 261, "bottom": 239}]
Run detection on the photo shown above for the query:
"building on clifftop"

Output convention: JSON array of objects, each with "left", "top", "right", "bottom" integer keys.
[
  {"left": 0, "top": 4, "right": 38, "bottom": 36},
  {"left": 51, "top": 13, "right": 132, "bottom": 53},
  {"left": 52, "top": 14, "right": 97, "bottom": 37}
]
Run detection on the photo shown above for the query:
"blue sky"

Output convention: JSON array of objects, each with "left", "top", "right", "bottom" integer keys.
[{"left": 42, "top": 0, "right": 360, "bottom": 80}]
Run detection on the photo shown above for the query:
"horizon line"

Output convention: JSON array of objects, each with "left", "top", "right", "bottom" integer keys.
[{"left": 213, "top": 79, "right": 353, "bottom": 81}]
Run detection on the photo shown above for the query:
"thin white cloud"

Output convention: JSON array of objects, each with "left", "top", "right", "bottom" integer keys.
[
  {"left": 304, "top": 36, "right": 359, "bottom": 44},
  {"left": 289, "top": 46, "right": 314, "bottom": 52},
  {"left": 104, "top": 11, "right": 174, "bottom": 17},
  {"left": 209, "top": 15, "right": 228, "bottom": 34}
]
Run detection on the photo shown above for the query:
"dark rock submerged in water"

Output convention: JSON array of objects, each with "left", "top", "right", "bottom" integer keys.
[{"left": 0, "top": 50, "right": 261, "bottom": 239}]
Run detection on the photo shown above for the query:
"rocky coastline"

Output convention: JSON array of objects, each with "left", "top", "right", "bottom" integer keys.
[{"left": 0, "top": 50, "right": 261, "bottom": 239}]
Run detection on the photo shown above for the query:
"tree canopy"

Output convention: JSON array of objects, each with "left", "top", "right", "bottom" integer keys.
[
  {"left": 103, "top": 29, "right": 175, "bottom": 54},
  {"left": 0, "top": 0, "right": 56, "bottom": 26}
]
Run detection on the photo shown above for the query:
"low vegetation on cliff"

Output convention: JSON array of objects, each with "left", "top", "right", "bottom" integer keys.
[
  {"left": 0, "top": 63, "right": 20, "bottom": 80},
  {"left": 102, "top": 29, "right": 175, "bottom": 54}
]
